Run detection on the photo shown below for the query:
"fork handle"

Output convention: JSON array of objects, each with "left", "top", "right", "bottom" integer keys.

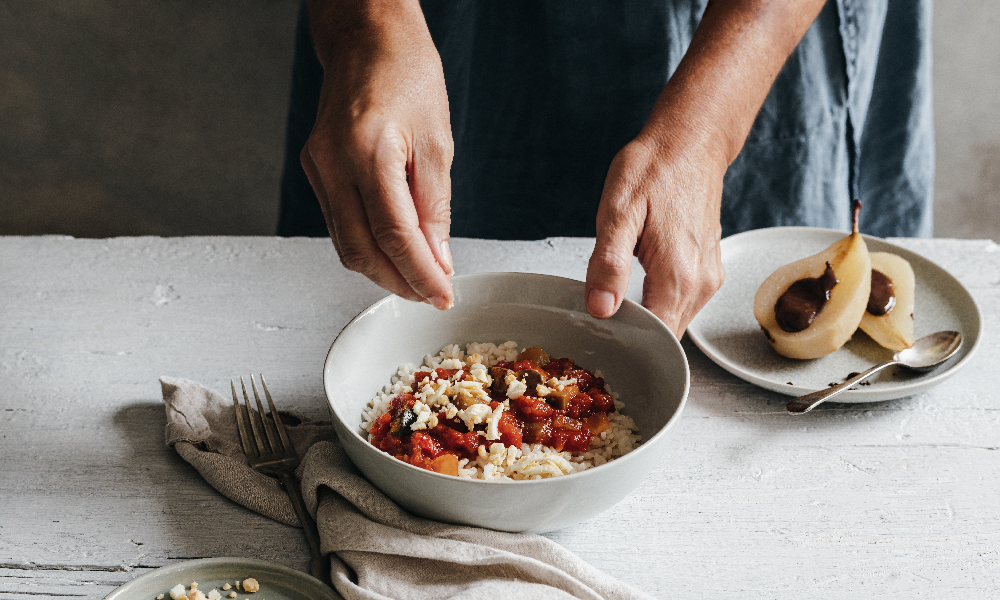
[{"left": 278, "top": 472, "right": 328, "bottom": 585}]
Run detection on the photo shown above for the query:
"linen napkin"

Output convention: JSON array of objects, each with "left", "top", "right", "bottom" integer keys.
[{"left": 161, "top": 376, "right": 655, "bottom": 600}]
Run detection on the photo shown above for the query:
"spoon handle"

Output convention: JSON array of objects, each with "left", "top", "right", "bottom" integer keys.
[{"left": 786, "top": 360, "right": 900, "bottom": 413}]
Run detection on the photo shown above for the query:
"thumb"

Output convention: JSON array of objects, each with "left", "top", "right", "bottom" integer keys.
[{"left": 586, "top": 198, "right": 645, "bottom": 320}]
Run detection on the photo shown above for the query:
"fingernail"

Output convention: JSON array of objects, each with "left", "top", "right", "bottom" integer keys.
[
  {"left": 439, "top": 240, "right": 454, "bottom": 275},
  {"left": 586, "top": 289, "right": 617, "bottom": 318},
  {"left": 428, "top": 295, "right": 453, "bottom": 311}
]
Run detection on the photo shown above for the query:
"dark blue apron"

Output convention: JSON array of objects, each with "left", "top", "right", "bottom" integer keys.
[{"left": 279, "top": 0, "right": 933, "bottom": 240}]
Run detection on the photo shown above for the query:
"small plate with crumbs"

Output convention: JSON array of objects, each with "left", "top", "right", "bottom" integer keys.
[{"left": 104, "top": 557, "right": 342, "bottom": 600}]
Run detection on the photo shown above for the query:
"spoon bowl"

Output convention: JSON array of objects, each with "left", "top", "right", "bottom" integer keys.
[
  {"left": 786, "top": 330, "right": 963, "bottom": 413},
  {"left": 894, "top": 330, "right": 963, "bottom": 371}
]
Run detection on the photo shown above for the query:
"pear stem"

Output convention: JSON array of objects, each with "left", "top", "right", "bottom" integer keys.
[{"left": 851, "top": 199, "right": 862, "bottom": 233}]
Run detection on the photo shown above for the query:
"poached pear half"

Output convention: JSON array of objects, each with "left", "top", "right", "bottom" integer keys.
[
  {"left": 753, "top": 202, "right": 871, "bottom": 359},
  {"left": 859, "top": 252, "right": 915, "bottom": 351}
]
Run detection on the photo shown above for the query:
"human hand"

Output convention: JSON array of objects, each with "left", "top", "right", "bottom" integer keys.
[
  {"left": 300, "top": 0, "right": 454, "bottom": 309},
  {"left": 584, "top": 0, "right": 828, "bottom": 337},
  {"left": 584, "top": 134, "right": 726, "bottom": 338}
]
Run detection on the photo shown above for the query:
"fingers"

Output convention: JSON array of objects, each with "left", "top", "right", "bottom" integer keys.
[
  {"left": 585, "top": 153, "right": 646, "bottom": 320},
  {"left": 585, "top": 140, "right": 725, "bottom": 339},
  {"left": 637, "top": 229, "right": 724, "bottom": 337},
  {"left": 410, "top": 130, "right": 454, "bottom": 277},
  {"left": 361, "top": 128, "right": 453, "bottom": 308},
  {"left": 300, "top": 140, "right": 425, "bottom": 304},
  {"left": 635, "top": 210, "right": 725, "bottom": 338},
  {"left": 302, "top": 121, "right": 454, "bottom": 309},
  {"left": 299, "top": 6, "right": 454, "bottom": 309}
]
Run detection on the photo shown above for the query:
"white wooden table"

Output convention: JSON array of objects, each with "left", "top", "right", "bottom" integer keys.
[{"left": 1, "top": 235, "right": 997, "bottom": 599}]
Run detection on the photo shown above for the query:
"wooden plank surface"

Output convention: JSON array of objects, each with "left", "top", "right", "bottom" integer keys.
[{"left": 0, "top": 235, "right": 997, "bottom": 599}]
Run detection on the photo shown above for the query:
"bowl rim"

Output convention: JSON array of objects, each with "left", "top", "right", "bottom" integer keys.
[{"left": 323, "top": 271, "right": 690, "bottom": 485}]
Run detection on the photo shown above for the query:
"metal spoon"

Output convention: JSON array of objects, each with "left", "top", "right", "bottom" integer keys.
[{"left": 786, "top": 330, "right": 963, "bottom": 414}]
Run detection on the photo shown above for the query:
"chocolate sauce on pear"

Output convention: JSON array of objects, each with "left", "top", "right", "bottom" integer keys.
[
  {"left": 774, "top": 262, "right": 839, "bottom": 333},
  {"left": 866, "top": 269, "right": 896, "bottom": 316}
]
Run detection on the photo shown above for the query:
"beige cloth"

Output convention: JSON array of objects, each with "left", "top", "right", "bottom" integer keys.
[{"left": 161, "top": 376, "right": 654, "bottom": 600}]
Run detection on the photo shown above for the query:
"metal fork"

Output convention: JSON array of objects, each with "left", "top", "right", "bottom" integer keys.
[{"left": 232, "top": 375, "right": 326, "bottom": 583}]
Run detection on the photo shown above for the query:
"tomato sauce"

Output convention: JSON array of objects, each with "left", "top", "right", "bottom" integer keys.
[{"left": 368, "top": 353, "right": 616, "bottom": 476}]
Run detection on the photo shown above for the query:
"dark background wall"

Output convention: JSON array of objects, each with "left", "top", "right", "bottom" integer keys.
[
  {"left": 932, "top": 0, "right": 1000, "bottom": 241},
  {"left": 1, "top": 1, "right": 997, "bottom": 241},
  {"left": 1, "top": 0, "right": 297, "bottom": 237}
]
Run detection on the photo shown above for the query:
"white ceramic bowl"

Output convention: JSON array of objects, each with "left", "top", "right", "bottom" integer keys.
[{"left": 323, "top": 272, "right": 689, "bottom": 533}]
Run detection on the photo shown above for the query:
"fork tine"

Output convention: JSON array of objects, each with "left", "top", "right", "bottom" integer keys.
[
  {"left": 259, "top": 375, "right": 293, "bottom": 454},
  {"left": 250, "top": 374, "right": 281, "bottom": 453},
  {"left": 231, "top": 380, "right": 256, "bottom": 458},
  {"left": 232, "top": 376, "right": 322, "bottom": 584},
  {"left": 241, "top": 376, "right": 269, "bottom": 456}
]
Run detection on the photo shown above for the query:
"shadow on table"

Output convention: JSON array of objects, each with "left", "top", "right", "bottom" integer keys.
[
  {"left": 680, "top": 336, "right": 907, "bottom": 426},
  {"left": 112, "top": 401, "right": 311, "bottom": 565}
]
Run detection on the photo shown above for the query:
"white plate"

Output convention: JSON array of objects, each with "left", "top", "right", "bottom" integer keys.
[
  {"left": 105, "top": 557, "right": 342, "bottom": 600},
  {"left": 687, "top": 227, "right": 982, "bottom": 401}
]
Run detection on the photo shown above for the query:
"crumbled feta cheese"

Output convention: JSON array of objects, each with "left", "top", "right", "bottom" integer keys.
[
  {"left": 364, "top": 341, "right": 641, "bottom": 482},
  {"left": 457, "top": 403, "right": 492, "bottom": 431},
  {"left": 420, "top": 380, "right": 451, "bottom": 406},
  {"left": 506, "top": 378, "right": 527, "bottom": 399},
  {"left": 408, "top": 400, "right": 434, "bottom": 431},
  {"left": 484, "top": 404, "right": 504, "bottom": 441},
  {"left": 169, "top": 584, "right": 187, "bottom": 600},
  {"left": 468, "top": 361, "right": 490, "bottom": 384},
  {"left": 555, "top": 376, "right": 577, "bottom": 389},
  {"left": 455, "top": 380, "right": 490, "bottom": 405}
]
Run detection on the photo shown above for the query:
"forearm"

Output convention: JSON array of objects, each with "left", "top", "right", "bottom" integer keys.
[
  {"left": 641, "top": 0, "right": 827, "bottom": 167},
  {"left": 584, "top": 0, "right": 826, "bottom": 332},
  {"left": 305, "top": 0, "right": 429, "bottom": 70},
  {"left": 300, "top": 0, "right": 454, "bottom": 308}
]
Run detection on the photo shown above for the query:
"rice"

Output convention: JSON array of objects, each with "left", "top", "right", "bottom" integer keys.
[{"left": 361, "top": 342, "right": 641, "bottom": 481}]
